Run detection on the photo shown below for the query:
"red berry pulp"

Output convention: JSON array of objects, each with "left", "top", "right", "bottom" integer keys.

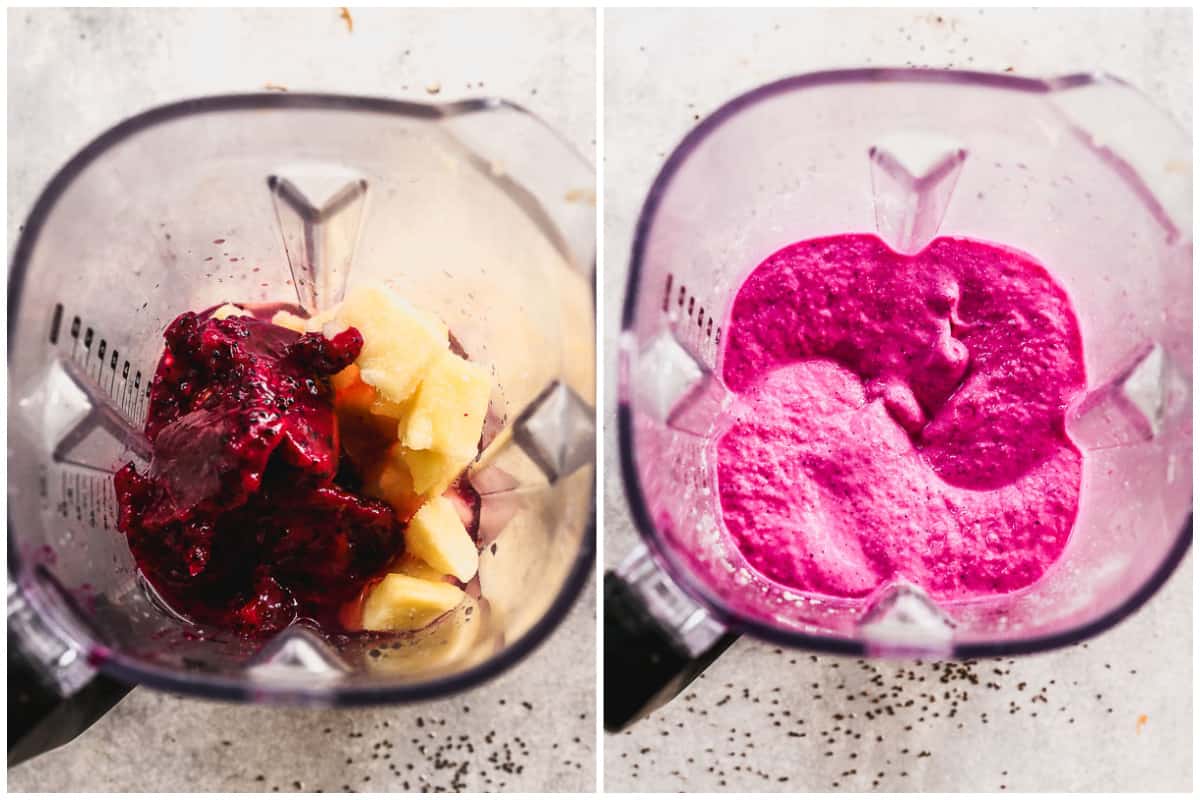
[{"left": 114, "top": 307, "right": 411, "bottom": 637}]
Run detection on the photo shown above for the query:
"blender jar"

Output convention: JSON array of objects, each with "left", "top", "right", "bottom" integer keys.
[
  {"left": 607, "top": 69, "right": 1191, "bottom": 730},
  {"left": 8, "top": 94, "right": 596, "bottom": 761}
]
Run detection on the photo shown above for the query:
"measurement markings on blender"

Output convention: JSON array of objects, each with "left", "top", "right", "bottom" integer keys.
[
  {"left": 48, "top": 301, "right": 64, "bottom": 344},
  {"left": 53, "top": 463, "right": 117, "bottom": 530},
  {"left": 85, "top": 474, "right": 97, "bottom": 529},
  {"left": 89, "top": 473, "right": 115, "bottom": 531},
  {"left": 42, "top": 302, "right": 154, "bottom": 524},
  {"left": 664, "top": 273, "right": 720, "bottom": 364},
  {"left": 52, "top": 302, "right": 153, "bottom": 428},
  {"left": 56, "top": 471, "right": 69, "bottom": 519},
  {"left": 93, "top": 475, "right": 102, "bottom": 528}
]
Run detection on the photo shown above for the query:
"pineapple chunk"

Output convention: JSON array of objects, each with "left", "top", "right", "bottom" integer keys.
[
  {"left": 319, "top": 289, "right": 491, "bottom": 521},
  {"left": 360, "top": 574, "right": 463, "bottom": 632},
  {"left": 335, "top": 286, "right": 448, "bottom": 404},
  {"left": 320, "top": 319, "right": 349, "bottom": 338},
  {"left": 399, "top": 349, "right": 491, "bottom": 460},
  {"left": 332, "top": 366, "right": 401, "bottom": 443},
  {"left": 400, "top": 447, "right": 461, "bottom": 498},
  {"left": 404, "top": 412, "right": 436, "bottom": 451},
  {"left": 364, "top": 595, "right": 482, "bottom": 676},
  {"left": 271, "top": 309, "right": 309, "bottom": 332},
  {"left": 405, "top": 495, "right": 479, "bottom": 583},
  {"left": 361, "top": 451, "right": 423, "bottom": 519},
  {"left": 212, "top": 303, "right": 250, "bottom": 320},
  {"left": 394, "top": 552, "right": 447, "bottom": 582},
  {"left": 370, "top": 396, "right": 411, "bottom": 420},
  {"left": 367, "top": 442, "right": 458, "bottom": 508},
  {"left": 332, "top": 365, "right": 376, "bottom": 416},
  {"left": 340, "top": 406, "right": 400, "bottom": 457},
  {"left": 378, "top": 461, "right": 421, "bottom": 518},
  {"left": 304, "top": 307, "right": 338, "bottom": 333},
  {"left": 442, "top": 489, "right": 478, "bottom": 529}
]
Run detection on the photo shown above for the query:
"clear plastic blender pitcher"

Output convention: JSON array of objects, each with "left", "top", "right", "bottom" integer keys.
[
  {"left": 8, "top": 94, "right": 596, "bottom": 761},
  {"left": 606, "top": 69, "right": 1191, "bottom": 730}
]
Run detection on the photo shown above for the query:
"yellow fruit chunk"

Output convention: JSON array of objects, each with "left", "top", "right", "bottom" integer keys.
[
  {"left": 332, "top": 368, "right": 376, "bottom": 416},
  {"left": 360, "top": 574, "right": 464, "bottom": 632},
  {"left": 318, "top": 320, "right": 349, "bottom": 339},
  {"left": 378, "top": 460, "right": 421, "bottom": 517},
  {"left": 405, "top": 495, "right": 479, "bottom": 583},
  {"left": 404, "top": 412, "right": 436, "bottom": 451},
  {"left": 304, "top": 307, "right": 338, "bottom": 333},
  {"left": 400, "top": 349, "right": 490, "bottom": 459},
  {"left": 364, "top": 441, "right": 457, "bottom": 507},
  {"left": 360, "top": 450, "right": 423, "bottom": 520},
  {"left": 370, "top": 396, "right": 411, "bottom": 420},
  {"left": 305, "top": 288, "right": 492, "bottom": 524},
  {"left": 442, "top": 489, "right": 477, "bottom": 528},
  {"left": 364, "top": 595, "right": 482, "bottom": 676},
  {"left": 394, "top": 552, "right": 447, "bottom": 582},
  {"left": 333, "top": 371, "right": 401, "bottom": 454},
  {"left": 341, "top": 417, "right": 394, "bottom": 469},
  {"left": 335, "top": 287, "right": 448, "bottom": 404},
  {"left": 400, "top": 447, "right": 460, "bottom": 498},
  {"left": 212, "top": 303, "right": 250, "bottom": 320},
  {"left": 271, "top": 309, "right": 309, "bottom": 332}
]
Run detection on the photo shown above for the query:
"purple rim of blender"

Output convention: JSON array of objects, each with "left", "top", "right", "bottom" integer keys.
[
  {"left": 618, "top": 68, "right": 1192, "bottom": 658},
  {"left": 8, "top": 92, "right": 596, "bottom": 704}
]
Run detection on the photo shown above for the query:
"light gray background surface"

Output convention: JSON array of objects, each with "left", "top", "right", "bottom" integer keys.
[
  {"left": 603, "top": 7, "right": 1192, "bottom": 793},
  {"left": 8, "top": 7, "right": 596, "bottom": 793}
]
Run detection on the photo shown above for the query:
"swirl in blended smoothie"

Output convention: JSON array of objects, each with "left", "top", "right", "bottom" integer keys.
[{"left": 716, "top": 234, "right": 1085, "bottom": 600}]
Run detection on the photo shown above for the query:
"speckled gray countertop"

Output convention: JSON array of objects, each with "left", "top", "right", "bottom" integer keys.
[
  {"left": 7, "top": 607, "right": 595, "bottom": 792},
  {"left": 8, "top": 8, "right": 596, "bottom": 793},
  {"left": 603, "top": 8, "right": 1192, "bottom": 793}
]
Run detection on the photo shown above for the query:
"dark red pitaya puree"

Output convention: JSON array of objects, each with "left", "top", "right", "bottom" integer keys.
[
  {"left": 114, "top": 307, "right": 399, "bottom": 636},
  {"left": 717, "top": 234, "right": 1085, "bottom": 600}
]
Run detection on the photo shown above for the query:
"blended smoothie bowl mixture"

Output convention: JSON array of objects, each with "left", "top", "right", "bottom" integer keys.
[
  {"left": 115, "top": 286, "right": 491, "bottom": 638},
  {"left": 715, "top": 233, "right": 1085, "bottom": 601}
]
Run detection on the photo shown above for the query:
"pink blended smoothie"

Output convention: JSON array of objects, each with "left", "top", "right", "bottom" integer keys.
[{"left": 716, "top": 233, "right": 1085, "bottom": 601}]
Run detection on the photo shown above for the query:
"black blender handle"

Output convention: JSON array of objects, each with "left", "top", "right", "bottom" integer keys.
[
  {"left": 603, "top": 569, "right": 738, "bottom": 731},
  {"left": 8, "top": 625, "right": 131, "bottom": 767}
]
